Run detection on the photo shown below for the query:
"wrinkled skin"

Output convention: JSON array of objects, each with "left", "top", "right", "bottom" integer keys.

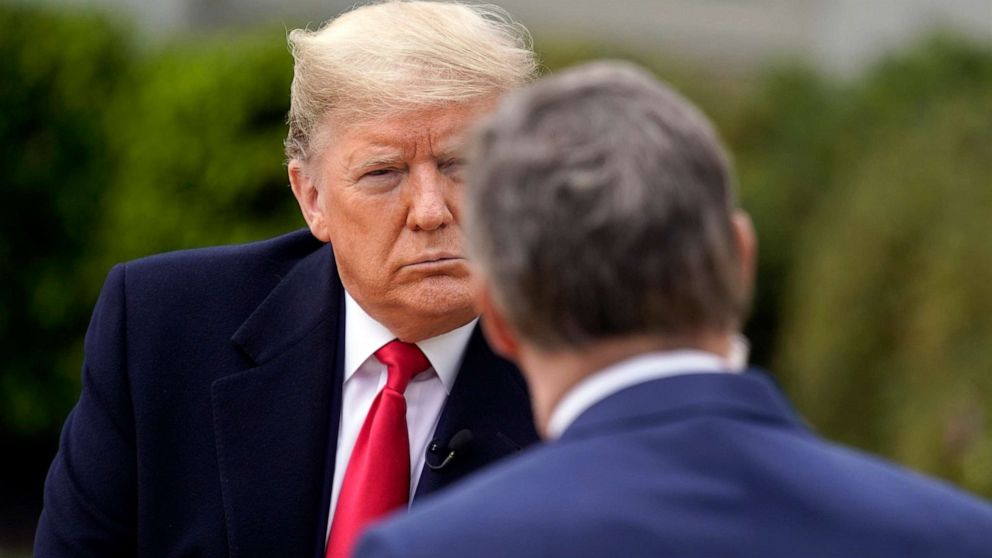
[{"left": 289, "top": 100, "right": 495, "bottom": 341}]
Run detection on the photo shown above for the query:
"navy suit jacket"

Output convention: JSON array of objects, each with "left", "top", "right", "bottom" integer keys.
[
  {"left": 34, "top": 229, "right": 538, "bottom": 558},
  {"left": 357, "top": 371, "right": 992, "bottom": 558}
]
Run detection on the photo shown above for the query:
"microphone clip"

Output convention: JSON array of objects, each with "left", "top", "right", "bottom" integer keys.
[{"left": 426, "top": 429, "right": 473, "bottom": 471}]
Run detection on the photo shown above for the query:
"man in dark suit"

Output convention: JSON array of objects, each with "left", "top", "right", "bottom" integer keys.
[
  {"left": 34, "top": 3, "right": 539, "bottom": 557},
  {"left": 354, "top": 61, "right": 992, "bottom": 558}
]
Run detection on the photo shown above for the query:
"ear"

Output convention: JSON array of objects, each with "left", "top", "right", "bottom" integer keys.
[
  {"left": 288, "top": 159, "right": 331, "bottom": 242},
  {"left": 477, "top": 281, "right": 522, "bottom": 364},
  {"left": 731, "top": 210, "right": 757, "bottom": 296}
]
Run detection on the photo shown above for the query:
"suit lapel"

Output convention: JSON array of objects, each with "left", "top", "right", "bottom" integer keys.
[
  {"left": 212, "top": 244, "right": 344, "bottom": 558},
  {"left": 414, "top": 326, "right": 539, "bottom": 498}
]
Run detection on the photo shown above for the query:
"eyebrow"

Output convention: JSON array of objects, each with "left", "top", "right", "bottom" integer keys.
[
  {"left": 346, "top": 138, "right": 470, "bottom": 172},
  {"left": 435, "top": 147, "right": 467, "bottom": 161},
  {"left": 353, "top": 156, "right": 405, "bottom": 172},
  {"left": 436, "top": 137, "right": 469, "bottom": 158}
]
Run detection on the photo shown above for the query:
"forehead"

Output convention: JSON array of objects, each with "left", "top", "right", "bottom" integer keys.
[{"left": 318, "top": 99, "right": 498, "bottom": 162}]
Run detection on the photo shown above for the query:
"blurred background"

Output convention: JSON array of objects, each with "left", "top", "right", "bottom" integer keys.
[{"left": 1, "top": 0, "right": 991, "bottom": 554}]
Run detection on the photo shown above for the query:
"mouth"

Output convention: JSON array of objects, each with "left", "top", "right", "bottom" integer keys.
[{"left": 403, "top": 253, "right": 466, "bottom": 270}]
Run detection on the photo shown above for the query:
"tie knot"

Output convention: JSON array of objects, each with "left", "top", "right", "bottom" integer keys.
[{"left": 374, "top": 340, "right": 430, "bottom": 393}]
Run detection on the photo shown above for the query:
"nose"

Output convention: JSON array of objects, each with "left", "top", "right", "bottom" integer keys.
[{"left": 405, "top": 166, "right": 454, "bottom": 231}]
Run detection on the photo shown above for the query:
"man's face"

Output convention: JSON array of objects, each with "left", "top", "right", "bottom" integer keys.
[{"left": 290, "top": 100, "right": 494, "bottom": 341}]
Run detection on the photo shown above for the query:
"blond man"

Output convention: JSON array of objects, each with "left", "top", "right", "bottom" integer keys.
[{"left": 36, "top": 3, "right": 539, "bottom": 557}]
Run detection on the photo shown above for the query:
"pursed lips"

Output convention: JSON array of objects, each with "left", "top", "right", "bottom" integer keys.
[{"left": 404, "top": 252, "right": 465, "bottom": 268}]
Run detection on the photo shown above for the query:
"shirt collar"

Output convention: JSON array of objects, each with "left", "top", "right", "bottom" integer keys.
[
  {"left": 343, "top": 290, "right": 476, "bottom": 394},
  {"left": 546, "top": 335, "right": 750, "bottom": 439},
  {"left": 416, "top": 318, "right": 477, "bottom": 394}
]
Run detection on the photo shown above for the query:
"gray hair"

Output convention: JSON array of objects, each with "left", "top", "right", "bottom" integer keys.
[
  {"left": 285, "top": 0, "right": 538, "bottom": 162},
  {"left": 468, "top": 61, "right": 745, "bottom": 350}
]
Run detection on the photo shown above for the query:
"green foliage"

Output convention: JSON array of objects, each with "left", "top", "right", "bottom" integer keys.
[
  {"left": 0, "top": 6, "right": 131, "bottom": 434},
  {"left": 776, "top": 37, "right": 992, "bottom": 496},
  {"left": 95, "top": 30, "right": 301, "bottom": 270},
  {"left": 728, "top": 66, "right": 846, "bottom": 364}
]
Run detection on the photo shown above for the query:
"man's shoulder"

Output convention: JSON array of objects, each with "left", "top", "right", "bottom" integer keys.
[
  {"left": 357, "top": 441, "right": 604, "bottom": 557},
  {"left": 358, "top": 398, "right": 992, "bottom": 558},
  {"left": 799, "top": 431, "right": 992, "bottom": 542},
  {"left": 105, "top": 229, "right": 329, "bottom": 322},
  {"left": 707, "top": 400, "right": 992, "bottom": 554},
  {"left": 123, "top": 228, "right": 324, "bottom": 281}
]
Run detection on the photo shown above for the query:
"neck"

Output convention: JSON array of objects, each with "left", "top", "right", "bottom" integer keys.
[
  {"left": 368, "top": 307, "right": 478, "bottom": 343},
  {"left": 518, "top": 332, "right": 733, "bottom": 438},
  {"left": 386, "top": 309, "right": 478, "bottom": 343},
  {"left": 345, "top": 291, "right": 479, "bottom": 343}
]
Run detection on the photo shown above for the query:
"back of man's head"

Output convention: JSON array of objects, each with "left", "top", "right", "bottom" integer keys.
[{"left": 468, "top": 61, "right": 749, "bottom": 351}]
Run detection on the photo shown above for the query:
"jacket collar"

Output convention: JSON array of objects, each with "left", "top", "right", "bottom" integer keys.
[
  {"left": 414, "top": 325, "right": 538, "bottom": 498},
  {"left": 213, "top": 242, "right": 344, "bottom": 558},
  {"left": 561, "top": 370, "right": 805, "bottom": 443},
  {"left": 231, "top": 243, "right": 339, "bottom": 365}
]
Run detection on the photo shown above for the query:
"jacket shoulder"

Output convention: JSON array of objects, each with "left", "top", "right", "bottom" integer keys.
[
  {"left": 358, "top": 415, "right": 992, "bottom": 558},
  {"left": 113, "top": 229, "right": 327, "bottom": 327},
  {"left": 124, "top": 229, "right": 323, "bottom": 280}
]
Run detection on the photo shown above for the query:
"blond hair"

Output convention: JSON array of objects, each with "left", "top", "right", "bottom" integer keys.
[{"left": 285, "top": 1, "right": 538, "bottom": 161}]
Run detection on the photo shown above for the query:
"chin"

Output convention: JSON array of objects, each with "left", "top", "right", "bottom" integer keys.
[
  {"left": 404, "top": 276, "right": 477, "bottom": 317},
  {"left": 376, "top": 277, "right": 478, "bottom": 341}
]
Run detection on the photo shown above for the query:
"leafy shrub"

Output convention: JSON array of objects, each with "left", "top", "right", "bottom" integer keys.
[
  {"left": 0, "top": 6, "right": 131, "bottom": 435},
  {"left": 94, "top": 29, "right": 300, "bottom": 270},
  {"left": 776, "top": 37, "right": 992, "bottom": 496}
]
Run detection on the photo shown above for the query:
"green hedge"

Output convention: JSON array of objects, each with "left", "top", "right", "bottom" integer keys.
[
  {"left": 2, "top": 5, "right": 991, "bottom": 499},
  {"left": 776, "top": 38, "right": 992, "bottom": 495},
  {"left": 95, "top": 32, "right": 300, "bottom": 267},
  {"left": 0, "top": 6, "right": 132, "bottom": 435}
]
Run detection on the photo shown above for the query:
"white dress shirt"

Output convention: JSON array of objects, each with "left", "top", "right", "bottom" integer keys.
[
  {"left": 325, "top": 291, "right": 477, "bottom": 540},
  {"left": 546, "top": 337, "right": 750, "bottom": 439}
]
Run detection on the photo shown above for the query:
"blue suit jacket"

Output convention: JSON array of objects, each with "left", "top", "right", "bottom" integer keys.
[
  {"left": 34, "top": 229, "right": 538, "bottom": 558},
  {"left": 357, "top": 371, "right": 992, "bottom": 558}
]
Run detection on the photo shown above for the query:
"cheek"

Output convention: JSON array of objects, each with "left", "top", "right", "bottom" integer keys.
[
  {"left": 446, "top": 181, "right": 466, "bottom": 221},
  {"left": 332, "top": 237, "right": 391, "bottom": 301},
  {"left": 325, "top": 209, "right": 402, "bottom": 294},
  {"left": 324, "top": 189, "right": 397, "bottom": 252},
  {"left": 330, "top": 224, "right": 387, "bottom": 271}
]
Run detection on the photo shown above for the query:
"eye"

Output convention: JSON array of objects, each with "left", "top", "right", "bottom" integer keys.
[
  {"left": 363, "top": 168, "right": 395, "bottom": 178},
  {"left": 440, "top": 158, "right": 467, "bottom": 178},
  {"left": 354, "top": 167, "right": 402, "bottom": 191}
]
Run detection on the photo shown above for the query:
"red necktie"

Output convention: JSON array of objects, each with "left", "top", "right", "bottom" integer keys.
[{"left": 325, "top": 340, "right": 430, "bottom": 558}]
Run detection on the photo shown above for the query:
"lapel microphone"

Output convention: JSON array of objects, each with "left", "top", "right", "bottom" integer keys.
[{"left": 426, "top": 429, "right": 474, "bottom": 471}]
